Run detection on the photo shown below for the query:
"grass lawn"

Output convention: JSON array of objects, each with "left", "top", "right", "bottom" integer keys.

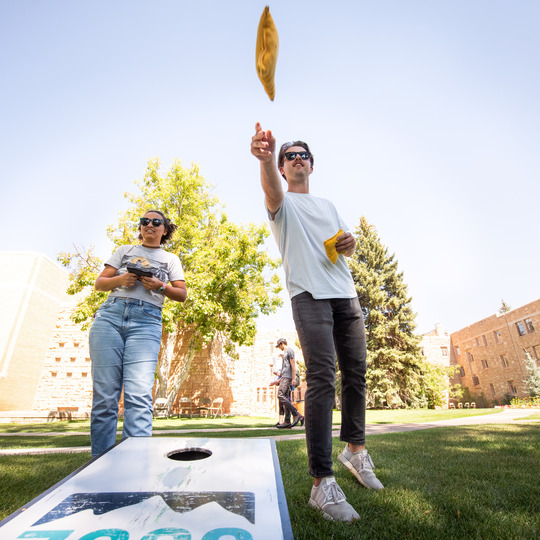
[
  {"left": 1, "top": 424, "right": 539, "bottom": 538},
  {"left": 279, "top": 424, "right": 540, "bottom": 539},
  {"left": 0, "top": 407, "right": 502, "bottom": 435}
]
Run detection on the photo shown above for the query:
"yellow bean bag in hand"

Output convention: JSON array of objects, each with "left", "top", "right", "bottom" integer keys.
[
  {"left": 324, "top": 229, "right": 344, "bottom": 264},
  {"left": 256, "top": 6, "right": 279, "bottom": 101}
]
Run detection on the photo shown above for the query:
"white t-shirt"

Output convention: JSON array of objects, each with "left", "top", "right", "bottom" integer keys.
[
  {"left": 268, "top": 192, "right": 357, "bottom": 300},
  {"left": 106, "top": 244, "right": 185, "bottom": 308}
]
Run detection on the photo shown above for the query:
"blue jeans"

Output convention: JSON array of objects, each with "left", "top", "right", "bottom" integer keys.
[
  {"left": 89, "top": 297, "right": 162, "bottom": 456},
  {"left": 291, "top": 292, "right": 367, "bottom": 478}
]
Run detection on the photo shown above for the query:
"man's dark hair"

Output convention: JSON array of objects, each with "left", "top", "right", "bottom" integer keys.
[
  {"left": 138, "top": 209, "right": 178, "bottom": 245},
  {"left": 277, "top": 140, "right": 315, "bottom": 178}
]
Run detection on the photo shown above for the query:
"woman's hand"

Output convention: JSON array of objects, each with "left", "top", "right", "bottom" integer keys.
[
  {"left": 95, "top": 265, "right": 138, "bottom": 291},
  {"left": 119, "top": 272, "right": 139, "bottom": 288},
  {"left": 139, "top": 276, "right": 187, "bottom": 302},
  {"left": 139, "top": 275, "right": 163, "bottom": 291}
]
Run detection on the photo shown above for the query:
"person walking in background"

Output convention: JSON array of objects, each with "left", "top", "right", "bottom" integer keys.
[
  {"left": 275, "top": 337, "right": 303, "bottom": 429},
  {"left": 89, "top": 210, "right": 187, "bottom": 457},
  {"left": 269, "top": 350, "right": 291, "bottom": 427},
  {"left": 251, "top": 123, "right": 384, "bottom": 523}
]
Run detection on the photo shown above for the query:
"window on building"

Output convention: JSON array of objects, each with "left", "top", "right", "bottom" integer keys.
[
  {"left": 516, "top": 321, "right": 526, "bottom": 336},
  {"left": 489, "top": 383, "right": 496, "bottom": 397},
  {"left": 481, "top": 359, "right": 489, "bottom": 369},
  {"left": 460, "top": 366, "right": 465, "bottom": 377},
  {"left": 525, "top": 318, "right": 535, "bottom": 333},
  {"left": 507, "top": 381, "right": 517, "bottom": 395},
  {"left": 55, "top": 357, "right": 61, "bottom": 362},
  {"left": 441, "top": 347, "right": 448, "bottom": 357},
  {"left": 82, "top": 372, "right": 88, "bottom": 378},
  {"left": 533, "top": 345, "right": 540, "bottom": 361},
  {"left": 455, "top": 346, "right": 461, "bottom": 356},
  {"left": 262, "top": 388, "right": 267, "bottom": 403},
  {"left": 256, "top": 388, "right": 261, "bottom": 403},
  {"left": 59, "top": 342, "right": 65, "bottom": 348},
  {"left": 475, "top": 337, "right": 480, "bottom": 347},
  {"left": 70, "top": 357, "right": 76, "bottom": 362},
  {"left": 500, "top": 355, "right": 510, "bottom": 368},
  {"left": 85, "top": 357, "right": 90, "bottom": 362},
  {"left": 472, "top": 375, "right": 480, "bottom": 386},
  {"left": 74, "top": 342, "right": 80, "bottom": 348},
  {"left": 483, "top": 335, "right": 488, "bottom": 347},
  {"left": 494, "top": 330, "right": 501, "bottom": 344},
  {"left": 51, "top": 372, "right": 57, "bottom": 377},
  {"left": 66, "top": 372, "right": 72, "bottom": 378},
  {"left": 466, "top": 352, "right": 474, "bottom": 362}
]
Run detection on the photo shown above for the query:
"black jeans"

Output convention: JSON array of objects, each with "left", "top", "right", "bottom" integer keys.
[
  {"left": 291, "top": 292, "right": 367, "bottom": 478},
  {"left": 278, "top": 377, "right": 297, "bottom": 421}
]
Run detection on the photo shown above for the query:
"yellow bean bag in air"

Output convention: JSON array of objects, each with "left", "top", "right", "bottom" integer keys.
[
  {"left": 324, "top": 229, "right": 344, "bottom": 264},
  {"left": 256, "top": 6, "right": 279, "bottom": 101}
]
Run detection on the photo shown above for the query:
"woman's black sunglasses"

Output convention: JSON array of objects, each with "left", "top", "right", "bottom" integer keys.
[
  {"left": 284, "top": 151, "right": 311, "bottom": 161},
  {"left": 140, "top": 217, "right": 164, "bottom": 227}
]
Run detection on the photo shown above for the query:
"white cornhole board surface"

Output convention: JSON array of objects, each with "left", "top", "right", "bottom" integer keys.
[{"left": 0, "top": 437, "right": 293, "bottom": 539}]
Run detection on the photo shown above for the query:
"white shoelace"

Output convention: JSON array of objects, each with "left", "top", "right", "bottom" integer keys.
[
  {"left": 321, "top": 481, "right": 346, "bottom": 506},
  {"left": 360, "top": 452, "right": 375, "bottom": 471}
]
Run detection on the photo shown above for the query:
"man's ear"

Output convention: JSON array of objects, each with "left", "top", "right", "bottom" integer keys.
[{"left": 279, "top": 167, "right": 288, "bottom": 180}]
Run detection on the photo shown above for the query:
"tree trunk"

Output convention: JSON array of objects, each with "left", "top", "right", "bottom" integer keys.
[
  {"left": 154, "top": 329, "right": 175, "bottom": 400},
  {"left": 165, "top": 330, "right": 200, "bottom": 410}
]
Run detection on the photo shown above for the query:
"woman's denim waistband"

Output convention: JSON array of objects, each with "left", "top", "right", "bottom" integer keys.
[{"left": 105, "top": 296, "right": 162, "bottom": 310}]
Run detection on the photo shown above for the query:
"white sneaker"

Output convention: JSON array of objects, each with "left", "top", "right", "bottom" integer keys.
[
  {"left": 308, "top": 476, "right": 360, "bottom": 522},
  {"left": 338, "top": 446, "right": 384, "bottom": 490}
]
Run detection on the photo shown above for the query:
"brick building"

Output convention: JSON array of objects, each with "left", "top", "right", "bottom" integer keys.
[{"left": 449, "top": 299, "right": 540, "bottom": 405}]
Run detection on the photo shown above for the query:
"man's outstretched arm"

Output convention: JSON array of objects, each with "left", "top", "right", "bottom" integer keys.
[{"left": 251, "top": 122, "right": 283, "bottom": 216}]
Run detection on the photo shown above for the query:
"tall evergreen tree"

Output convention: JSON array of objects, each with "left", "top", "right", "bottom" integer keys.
[{"left": 349, "top": 217, "right": 445, "bottom": 408}]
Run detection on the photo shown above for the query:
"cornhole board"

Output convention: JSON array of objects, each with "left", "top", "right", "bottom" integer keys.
[{"left": 0, "top": 437, "right": 293, "bottom": 539}]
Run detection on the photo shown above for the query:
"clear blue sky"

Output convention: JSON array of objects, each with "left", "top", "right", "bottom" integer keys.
[{"left": 1, "top": 1, "right": 539, "bottom": 334}]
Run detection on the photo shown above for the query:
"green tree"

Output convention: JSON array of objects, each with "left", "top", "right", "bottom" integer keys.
[
  {"left": 59, "top": 158, "right": 282, "bottom": 408},
  {"left": 498, "top": 299, "right": 511, "bottom": 314},
  {"left": 349, "top": 216, "right": 447, "bottom": 408},
  {"left": 523, "top": 351, "right": 540, "bottom": 397}
]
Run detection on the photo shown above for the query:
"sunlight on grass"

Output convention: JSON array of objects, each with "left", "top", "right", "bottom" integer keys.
[{"left": 0, "top": 408, "right": 504, "bottom": 435}]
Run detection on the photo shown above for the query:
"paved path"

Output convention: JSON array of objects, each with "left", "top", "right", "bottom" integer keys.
[{"left": 1, "top": 408, "right": 538, "bottom": 455}]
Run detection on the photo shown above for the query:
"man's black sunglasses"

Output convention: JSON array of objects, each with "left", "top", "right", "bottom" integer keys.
[
  {"left": 284, "top": 151, "right": 311, "bottom": 161},
  {"left": 140, "top": 217, "right": 164, "bottom": 227}
]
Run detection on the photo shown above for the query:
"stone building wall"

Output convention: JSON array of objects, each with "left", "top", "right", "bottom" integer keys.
[
  {"left": 33, "top": 306, "right": 93, "bottom": 415},
  {"left": 30, "top": 297, "right": 303, "bottom": 418},
  {"left": 169, "top": 329, "right": 302, "bottom": 418},
  {"left": 419, "top": 323, "right": 451, "bottom": 406},
  {"left": 0, "top": 252, "right": 71, "bottom": 411}
]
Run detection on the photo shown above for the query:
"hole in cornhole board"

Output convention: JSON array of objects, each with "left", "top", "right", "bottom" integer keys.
[{"left": 167, "top": 447, "right": 212, "bottom": 461}]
